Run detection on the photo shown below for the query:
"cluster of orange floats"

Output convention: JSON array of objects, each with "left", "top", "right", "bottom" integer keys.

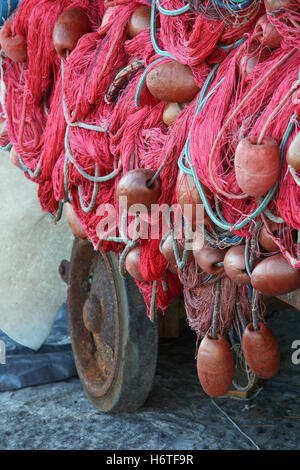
[{"left": 2, "top": 0, "right": 300, "bottom": 397}]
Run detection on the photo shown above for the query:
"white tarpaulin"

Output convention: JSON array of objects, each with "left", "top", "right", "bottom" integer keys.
[{"left": 0, "top": 150, "right": 74, "bottom": 350}]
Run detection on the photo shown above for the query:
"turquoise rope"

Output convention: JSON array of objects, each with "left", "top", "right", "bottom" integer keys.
[
  {"left": 64, "top": 124, "right": 120, "bottom": 183},
  {"left": 0, "top": 142, "right": 11, "bottom": 151},
  {"left": 61, "top": 60, "right": 122, "bottom": 214},
  {"left": 155, "top": 0, "right": 190, "bottom": 16},
  {"left": 217, "top": 37, "right": 246, "bottom": 51},
  {"left": 155, "top": 0, "right": 253, "bottom": 16},
  {"left": 262, "top": 202, "right": 285, "bottom": 224},
  {"left": 135, "top": 0, "right": 192, "bottom": 107},
  {"left": 135, "top": 57, "right": 165, "bottom": 107},
  {"left": 244, "top": 222, "right": 255, "bottom": 277},
  {"left": 17, "top": 154, "right": 41, "bottom": 179},
  {"left": 48, "top": 200, "right": 64, "bottom": 223},
  {"left": 214, "top": 195, "right": 229, "bottom": 225},
  {"left": 244, "top": 219, "right": 263, "bottom": 277},
  {"left": 78, "top": 165, "right": 100, "bottom": 213},
  {"left": 151, "top": 2, "right": 176, "bottom": 59},
  {"left": 61, "top": 61, "right": 105, "bottom": 133}
]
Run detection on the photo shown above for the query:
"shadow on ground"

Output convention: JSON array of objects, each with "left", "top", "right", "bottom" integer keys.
[{"left": 0, "top": 307, "right": 299, "bottom": 450}]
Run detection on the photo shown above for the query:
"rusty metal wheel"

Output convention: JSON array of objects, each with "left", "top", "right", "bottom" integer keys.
[{"left": 67, "top": 238, "right": 158, "bottom": 413}]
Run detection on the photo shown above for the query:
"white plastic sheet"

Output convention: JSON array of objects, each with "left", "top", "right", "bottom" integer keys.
[{"left": 0, "top": 150, "right": 74, "bottom": 350}]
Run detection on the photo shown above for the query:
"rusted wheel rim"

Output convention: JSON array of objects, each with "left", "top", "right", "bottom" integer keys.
[{"left": 68, "top": 239, "right": 121, "bottom": 399}]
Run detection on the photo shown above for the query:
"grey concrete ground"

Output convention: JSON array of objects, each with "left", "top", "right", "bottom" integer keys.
[{"left": 0, "top": 307, "right": 300, "bottom": 450}]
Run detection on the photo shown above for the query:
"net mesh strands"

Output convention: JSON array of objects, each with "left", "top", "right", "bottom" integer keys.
[{"left": 178, "top": 259, "right": 255, "bottom": 338}]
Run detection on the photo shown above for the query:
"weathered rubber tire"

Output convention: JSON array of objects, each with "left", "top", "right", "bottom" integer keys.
[{"left": 67, "top": 239, "right": 158, "bottom": 413}]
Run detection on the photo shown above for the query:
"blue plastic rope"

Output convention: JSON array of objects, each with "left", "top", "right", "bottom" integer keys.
[{"left": 215, "top": 0, "right": 256, "bottom": 12}]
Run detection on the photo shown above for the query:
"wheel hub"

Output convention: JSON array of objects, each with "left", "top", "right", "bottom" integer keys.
[{"left": 68, "top": 240, "right": 120, "bottom": 399}]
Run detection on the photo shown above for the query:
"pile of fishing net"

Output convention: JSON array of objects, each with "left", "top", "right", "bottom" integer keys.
[{"left": 1, "top": 0, "right": 300, "bottom": 396}]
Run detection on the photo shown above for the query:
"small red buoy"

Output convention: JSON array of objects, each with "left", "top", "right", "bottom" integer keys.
[
  {"left": 242, "top": 322, "right": 280, "bottom": 378},
  {"left": 251, "top": 253, "right": 300, "bottom": 295},
  {"left": 235, "top": 136, "right": 280, "bottom": 197},
  {"left": 161, "top": 233, "right": 191, "bottom": 272},
  {"left": 286, "top": 131, "right": 300, "bottom": 172},
  {"left": 197, "top": 334, "right": 234, "bottom": 397},
  {"left": 177, "top": 170, "right": 215, "bottom": 232},
  {"left": 124, "top": 246, "right": 145, "bottom": 281},
  {"left": 146, "top": 61, "right": 199, "bottom": 103},
  {"left": 193, "top": 240, "right": 226, "bottom": 275},
  {"left": 259, "top": 221, "right": 281, "bottom": 252},
  {"left": 161, "top": 233, "right": 178, "bottom": 272},
  {"left": 128, "top": 6, "right": 159, "bottom": 38},
  {"left": 254, "top": 14, "right": 282, "bottom": 49},
  {"left": 238, "top": 41, "right": 271, "bottom": 79},
  {"left": 0, "top": 21, "right": 27, "bottom": 63},
  {"left": 65, "top": 202, "right": 87, "bottom": 240},
  {"left": 9, "top": 146, "right": 22, "bottom": 168},
  {"left": 224, "top": 245, "right": 252, "bottom": 285},
  {"left": 117, "top": 169, "right": 161, "bottom": 213},
  {"left": 53, "top": 7, "right": 91, "bottom": 59}
]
